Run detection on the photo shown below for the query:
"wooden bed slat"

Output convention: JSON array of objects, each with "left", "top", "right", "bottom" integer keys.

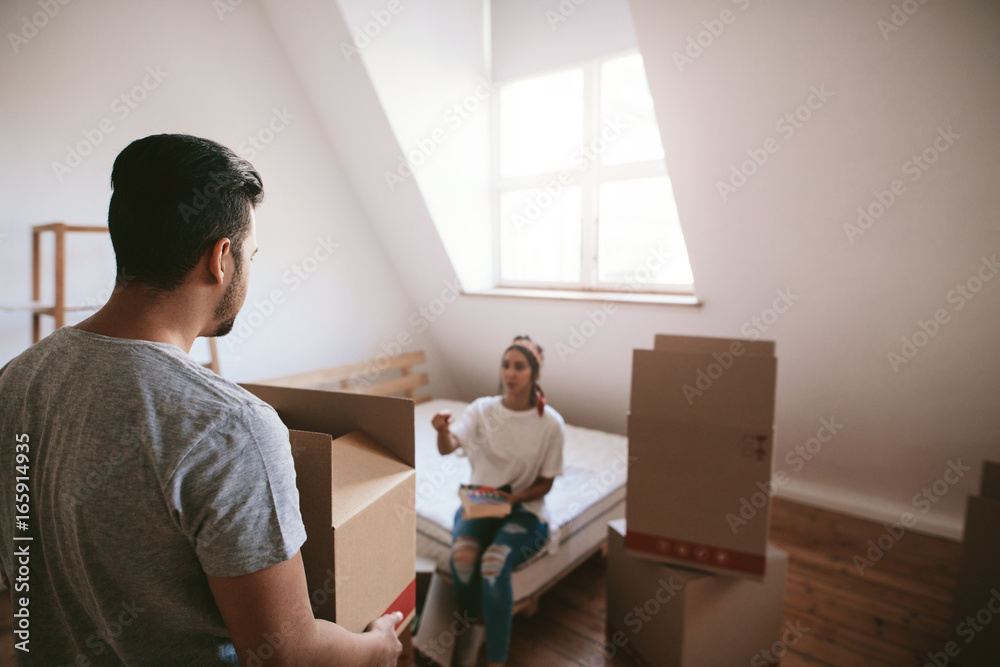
[
  {"left": 353, "top": 372, "right": 429, "bottom": 397},
  {"left": 255, "top": 351, "right": 431, "bottom": 403},
  {"left": 257, "top": 351, "right": 427, "bottom": 389}
]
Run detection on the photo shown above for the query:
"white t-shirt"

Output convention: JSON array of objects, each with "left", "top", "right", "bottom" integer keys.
[{"left": 449, "top": 395, "right": 565, "bottom": 522}]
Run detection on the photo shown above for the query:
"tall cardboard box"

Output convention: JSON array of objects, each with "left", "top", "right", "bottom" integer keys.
[
  {"left": 243, "top": 384, "right": 416, "bottom": 634},
  {"left": 606, "top": 519, "right": 789, "bottom": 667},
  {"left": 626, "top": 334, "right": 777, "bottom": 579},
  {"left": 950, "top": 461, "right": 1000, "bottom": 667}
]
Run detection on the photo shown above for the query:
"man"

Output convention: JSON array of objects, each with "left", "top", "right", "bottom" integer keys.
[{"left": 0, "top": 134, "right": 401, "bottom": 666}]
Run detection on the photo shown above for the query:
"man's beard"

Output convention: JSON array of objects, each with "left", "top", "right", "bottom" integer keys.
[{"left": 211, "top": 264, "right": 243, "bottom": 337}]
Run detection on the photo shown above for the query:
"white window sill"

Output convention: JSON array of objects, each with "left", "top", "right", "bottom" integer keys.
[{"left": 461, "top": 287, "right": 701, "bottom": 306}]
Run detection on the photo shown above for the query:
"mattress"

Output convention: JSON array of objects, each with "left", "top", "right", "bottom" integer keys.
[{"left": 414, "top": 399, "right": 628, "bottom": 603}]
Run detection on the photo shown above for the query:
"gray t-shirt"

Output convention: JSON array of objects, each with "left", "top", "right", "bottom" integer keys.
[{"left": 0, "top": 327, "right": 307, "bottom": 666}]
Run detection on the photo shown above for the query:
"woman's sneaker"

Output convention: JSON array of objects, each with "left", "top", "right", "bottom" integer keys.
[{"left": 452, "top": 621, "right": 485, "bottom": 667}]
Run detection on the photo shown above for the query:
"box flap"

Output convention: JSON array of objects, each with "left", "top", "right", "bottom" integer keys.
[
  {"left": 242, "top": 384, "right": 415, "bottom": 467},
  {"left": 630, "top": 349, "right": 776, "bottom": 429},
  {"left": 288, "top": 429, "right": 335, "bottom": 530},
  {"left": 654, "top": 334, "right": 775, "bottom": 358},
  {"left": 330, "top": 430, "right": 415, "bottom": 528}
]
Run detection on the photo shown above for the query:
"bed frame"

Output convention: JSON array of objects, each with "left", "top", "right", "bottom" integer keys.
[
  {"left": 258, "top": 351, "right": 608, "bottom": 620},
  {"left": 257, "top": 350, "right": 432, "bottom": 404}
]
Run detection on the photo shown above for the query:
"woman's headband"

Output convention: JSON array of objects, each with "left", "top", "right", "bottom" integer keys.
[{"left": 511, "top": 337, "right": 543, "bottom": 370}]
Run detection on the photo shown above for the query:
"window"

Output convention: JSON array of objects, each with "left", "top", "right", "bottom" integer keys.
[{"left": 493, "top": 52, "right": 694, "bottom": 294}]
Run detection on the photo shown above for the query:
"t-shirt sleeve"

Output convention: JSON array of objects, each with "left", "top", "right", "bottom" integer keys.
[
  {"left": 448, "top": 400, "right": 482, "bottom": 459},
  {"left": 166, "top": 403, "right": 307, "bottom": 577},
  {"left": 540, "top": 420, "right": 565, "bottom": 479}
]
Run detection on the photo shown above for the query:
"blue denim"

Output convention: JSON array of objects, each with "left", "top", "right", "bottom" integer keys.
[{"left": 449, "top": 505, "right": 549, "bottom": 663}]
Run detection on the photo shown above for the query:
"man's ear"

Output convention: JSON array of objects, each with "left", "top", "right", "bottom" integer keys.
[{"left": 207, "top": 237, "right": 232, "bottom": 286}]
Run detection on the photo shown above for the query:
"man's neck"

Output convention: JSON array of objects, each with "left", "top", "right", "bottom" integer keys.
[{"left": 74, "top": 284, "right": 203, "bottom": 353}]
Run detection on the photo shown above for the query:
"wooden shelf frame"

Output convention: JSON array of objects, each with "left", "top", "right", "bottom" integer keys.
[
  {"left": 26, "top": 222, "right": 221, "bottom": 374},
  {"left": 31, "top": 223, "right": 109, "bottom": 342}
]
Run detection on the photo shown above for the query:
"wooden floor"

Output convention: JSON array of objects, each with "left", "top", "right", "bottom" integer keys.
[
  {"left": 0, "top": 498, "right": 963, "bottom": 666},
  {"left": 417, "top": 498, "right": 963, "bottom": 667}
]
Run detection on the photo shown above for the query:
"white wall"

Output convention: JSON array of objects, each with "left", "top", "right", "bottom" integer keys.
[
  {"left": 0, "top": 0, "right": 455, "bottom": 398},
  {"left": 260, "top": 0, "right": 1000, "bottom": 539},
  {"left": 627, "top": 0, "right": 1000, "bottom": 537}
]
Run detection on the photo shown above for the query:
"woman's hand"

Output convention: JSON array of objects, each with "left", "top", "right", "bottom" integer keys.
[
  {"left": 431, "top": 410, "right": 452, "bottom": 433},
  {"left": 501, "top": 477, "right": 554, "bottom": 506},
  {"left": 492, "top": 489, "right": 523, "bottom": 505},
  {"left": 434, "top": 411, "right": 460, "bottom": 456}
]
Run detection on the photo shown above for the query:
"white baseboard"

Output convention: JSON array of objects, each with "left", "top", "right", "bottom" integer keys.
[{"left": 775, "top": 478, "right": 964, "bottom": 542}]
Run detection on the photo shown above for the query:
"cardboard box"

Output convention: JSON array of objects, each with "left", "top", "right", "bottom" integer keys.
[
  {"left": 950, "top": 461, "right": 1000, "bottom": 667},
  {"left": 980, "top": 460, "right": 1000, "bottom": 500},
  {"left": 242, "top": 384, "right": 416, "bottom": 634},
  {"left": 625, "top": 335, "right": 777, "bottom": 579},
  {"left": 606, "top": 519, "right": 789, "bottom": 667}
]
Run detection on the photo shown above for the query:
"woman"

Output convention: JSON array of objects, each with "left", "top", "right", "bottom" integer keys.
[{"left": 431, "top": 336, "right": 565, "bottom": 667}]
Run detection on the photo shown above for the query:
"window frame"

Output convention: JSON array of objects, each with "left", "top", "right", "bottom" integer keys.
[{"left": 490, "top": 50, "right": 694, "bottom": 297}]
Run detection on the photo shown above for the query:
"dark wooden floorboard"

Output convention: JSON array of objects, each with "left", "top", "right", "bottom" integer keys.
[{"left": 1, "top": 498, "right": 963, "bottom": 666}]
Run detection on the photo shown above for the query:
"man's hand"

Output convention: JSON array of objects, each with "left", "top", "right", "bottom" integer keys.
[
  {"left": 365, "top": 612, "right": 404, "bottom": 666},
  {"left": 207, "top": 551, "right": 402, "bottom": 667}
]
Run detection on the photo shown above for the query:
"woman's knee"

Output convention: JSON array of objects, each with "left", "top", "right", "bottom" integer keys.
[
  {"left": 451, "top": 537, "right": 480, "bottom": 584},
  {"left": 480, "top": 544, "right": 513, "bottom": 585}
]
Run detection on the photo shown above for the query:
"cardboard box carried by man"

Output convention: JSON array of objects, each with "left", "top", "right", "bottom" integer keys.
[{"left": 243, "top": 383, "right": 417, "bottom": 635}]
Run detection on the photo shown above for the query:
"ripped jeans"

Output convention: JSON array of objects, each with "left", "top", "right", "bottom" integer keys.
[{"left": 449, "top": 505, "right": 549, "bottom": 664}]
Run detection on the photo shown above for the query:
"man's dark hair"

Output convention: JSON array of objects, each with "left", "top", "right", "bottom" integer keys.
[{"left": 108, "top": 134, "right": 264, "bottom": 290}]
